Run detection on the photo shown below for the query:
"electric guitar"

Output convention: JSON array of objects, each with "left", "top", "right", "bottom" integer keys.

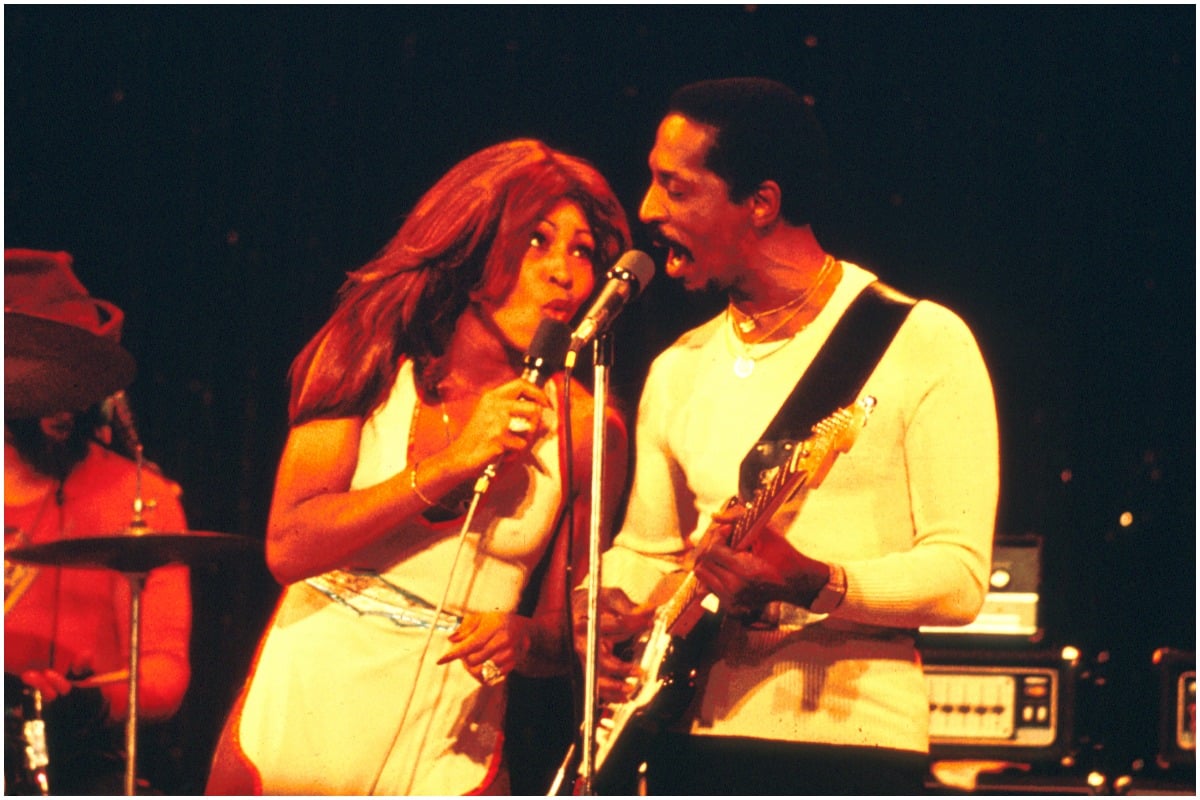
[{"left": 568, "top": 396, "right": 876, "bottom": 792}]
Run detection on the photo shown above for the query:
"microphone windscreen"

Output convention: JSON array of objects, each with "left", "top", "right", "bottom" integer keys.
[{"left": 613, "top": 250, "right": 656, "bottom": 297}]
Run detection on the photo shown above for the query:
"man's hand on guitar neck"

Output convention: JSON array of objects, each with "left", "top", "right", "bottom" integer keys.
[{"left": 571, "top": 586, "right": 654, "bottom": 703}]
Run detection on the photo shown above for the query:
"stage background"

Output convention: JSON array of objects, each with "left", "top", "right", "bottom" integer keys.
[{"left": 5, "top": 5, "right": 1194, "bottom": 792}]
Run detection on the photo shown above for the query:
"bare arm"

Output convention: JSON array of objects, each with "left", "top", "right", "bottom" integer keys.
[{"left": 266, "top": 378, "right": 554, "bottom": 586}]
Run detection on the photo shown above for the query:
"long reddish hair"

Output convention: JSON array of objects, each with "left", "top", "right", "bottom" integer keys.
[{"left": 288, "top": 140, "right": 630, "bottom": 425}]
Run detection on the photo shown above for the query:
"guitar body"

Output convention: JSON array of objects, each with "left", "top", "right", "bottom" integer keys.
[
  {"left": 583, "top": 592, "right": 723, "bottom": 793},
  {"left": 565, "top": 398, "right": 876, "bottom": 793}
]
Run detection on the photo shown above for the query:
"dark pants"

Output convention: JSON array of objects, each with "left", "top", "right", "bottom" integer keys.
[{"left": 635, "top": 731, "right": 929, "bottom": 796}]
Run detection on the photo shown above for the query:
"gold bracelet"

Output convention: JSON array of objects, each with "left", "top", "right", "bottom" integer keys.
[{"left": 409, "top": 461, "right": 438, "bottom": 507}]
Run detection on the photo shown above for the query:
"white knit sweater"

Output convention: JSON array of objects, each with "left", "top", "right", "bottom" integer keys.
[{"left": 601, "top": 262, "right": 1000, "bottom": 753}]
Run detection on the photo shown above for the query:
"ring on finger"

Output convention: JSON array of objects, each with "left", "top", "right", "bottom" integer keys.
[
  {"left": 507, "top": 416, "right": 533, "bottom": 434},
  {"left": 480, "top": 659, "right": 505, "bottom": 685}
]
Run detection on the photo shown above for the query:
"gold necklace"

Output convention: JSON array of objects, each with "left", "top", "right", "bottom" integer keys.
[
  {"left": 408, "top": 395, "right": 459, "bottom": 513},
  {"left": 726, "top": 305, "right": 806, "bottom": 378},
  {"left": 408, "top": 396, "right": 453, "bottom": 452},
  {"left": 725, "top": 256, "right": 839, "bottom": 379},
  {"left": 728, "top": 254, "right": 836, "bottom": 334}
]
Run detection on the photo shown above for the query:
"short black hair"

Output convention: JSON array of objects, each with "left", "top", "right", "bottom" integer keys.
[{"left": 667, "top": 77, "right": 833, "bottom": 226}]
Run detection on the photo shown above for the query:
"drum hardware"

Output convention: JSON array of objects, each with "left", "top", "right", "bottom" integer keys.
[
  {"left": 4, "top": 670, "right": 131, "bottom": 796},
  {"left": 6, "top": 530, "right": 258, "bottom": 575},
  {"left": 7, "top": 530, "right": 257, "bottom": 795},
  {"left": 4, "top": 684, "right": 51, "bottom": 796},
  {"left": 20, "top": 689, "right": 49, "bottom": 796}
]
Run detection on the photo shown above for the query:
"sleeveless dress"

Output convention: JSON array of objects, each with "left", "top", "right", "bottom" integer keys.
[{"left": 232, "top": 361, "right": 567, "bottom": 795}]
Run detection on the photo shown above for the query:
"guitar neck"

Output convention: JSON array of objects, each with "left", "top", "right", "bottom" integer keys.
[
  {"left": 662, "top": 475, "right": 812, "bottom": 637},
  {"left": 730, "top": 462, "right": 811, "bottom": 552},
  {"left": 659, "top": 398, "right": 874, "bottom": 639},
  {"left": 662, "top": 571, "right": 706, "bottom": 638}
]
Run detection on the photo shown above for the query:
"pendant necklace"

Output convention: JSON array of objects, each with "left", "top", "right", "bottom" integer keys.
[
  {"left": 726, "top": 304, "right": 806, "bottom": 378},
  {"left": 725, "top": 256, "right": 839, "bottom": 379},
  {"left": 729, "top": 254, "right": 836, "bottom": 334}
]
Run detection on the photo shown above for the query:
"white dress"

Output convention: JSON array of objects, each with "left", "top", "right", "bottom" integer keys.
[{"left": 234, "top": 360, "right": 566, "bottom": 795}]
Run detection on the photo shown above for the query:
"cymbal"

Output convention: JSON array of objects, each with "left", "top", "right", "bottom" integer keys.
[
  {"left": 5, "top": 531, "right": 260, "bottom": 573},
  {"left": 5, "top": 312, "right": 136, "bottom": 418}
]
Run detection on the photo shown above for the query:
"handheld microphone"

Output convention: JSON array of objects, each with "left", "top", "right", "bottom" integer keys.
[
  {"left": 474, "top": 318, "right": 572, "bottom": 496},
  {"left": 565, "top": 250, "right": 656, "bottom": 367},
  {"left": 521, "top": 318, "right": 572, "bottom": 387}
]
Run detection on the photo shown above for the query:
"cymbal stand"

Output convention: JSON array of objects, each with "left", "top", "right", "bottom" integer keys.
[
  {"left": 127, "top": 443, "right": 150, "bottom": 533},
  {"left": 122, "top": 571, "right": 147, "bottom": 796},
  {"left": 121, "top": 443, "right": 150, "bottom": 796}
]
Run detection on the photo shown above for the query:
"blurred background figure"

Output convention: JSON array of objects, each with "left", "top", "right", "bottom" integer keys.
[{"left": 4, "top": 249, "right": 193, "bottom": 795}]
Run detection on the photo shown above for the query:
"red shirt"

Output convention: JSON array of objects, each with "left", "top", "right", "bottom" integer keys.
[{"left": 5, "top": 442, "right": 192, "bottom": 721}]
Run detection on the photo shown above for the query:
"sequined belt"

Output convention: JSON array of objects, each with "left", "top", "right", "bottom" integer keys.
[{"left": 305, "top": 569, "right": 462, "bottom": 632}]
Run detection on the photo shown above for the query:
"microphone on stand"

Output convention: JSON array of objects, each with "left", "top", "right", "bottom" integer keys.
[
  {"left": 562, "top": 251, "right": 654, "bottom": 795},
  {"left": 565, "top": 250, "right": 656, "bottom": 369},
  {"left": 104, "top": 390, "right": 142, "bottom": 458},
  {"left": 103, "top": 389, "right": 159, "bottom": 528}
]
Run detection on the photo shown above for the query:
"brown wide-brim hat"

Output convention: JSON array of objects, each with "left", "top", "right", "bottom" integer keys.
[{"left": 5, "top": 248, "right": 136, "bottom": 418}]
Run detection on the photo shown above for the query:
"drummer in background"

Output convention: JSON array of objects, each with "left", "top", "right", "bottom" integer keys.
[{"left": 4, "top": 249, "right": 193, "bottom": 794}]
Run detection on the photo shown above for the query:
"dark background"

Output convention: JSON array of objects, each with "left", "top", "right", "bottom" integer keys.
[{"left": 5, "top": 5, "right": 1194, "bottom": 793}]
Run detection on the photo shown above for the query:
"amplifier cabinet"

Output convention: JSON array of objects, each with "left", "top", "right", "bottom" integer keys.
[
  {"left": 922, "top": 645, "right": 1082, "bottom": 765},
  {"left": 1154, "top": 648, "right": 1195, "bottom": 770}
]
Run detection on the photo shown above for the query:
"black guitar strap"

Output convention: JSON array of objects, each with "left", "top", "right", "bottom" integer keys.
[{"left": 738, "top": 280, "right": 916, "bottom": 499}]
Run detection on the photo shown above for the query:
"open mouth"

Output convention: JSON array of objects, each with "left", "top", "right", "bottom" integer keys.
[
  {"left": 542, "top": 300, "right": 575, "bottom": 323},
  {"left": 650, "top": 231, "right": 693, "bottom": 272},
  {"left": 666, "top": 245, "right": 693, "bottom": 272}
]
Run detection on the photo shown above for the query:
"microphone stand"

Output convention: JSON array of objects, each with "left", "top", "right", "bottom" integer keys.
[{"left": 578, "top": 332, "right": 612, "bottom": 796}]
